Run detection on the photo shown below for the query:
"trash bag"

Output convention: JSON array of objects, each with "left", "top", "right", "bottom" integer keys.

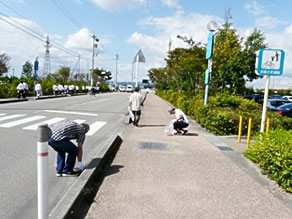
[{"left": 164, "top": 119, "right": 176, "bottom": 136}]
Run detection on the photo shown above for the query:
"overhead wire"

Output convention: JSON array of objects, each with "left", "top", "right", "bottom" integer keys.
[
  {"left": 50, "top": 0, "right": 83, "bottom": 29},
  {"left": 0, "top": 7, "right": 90, "bottom": 61}
]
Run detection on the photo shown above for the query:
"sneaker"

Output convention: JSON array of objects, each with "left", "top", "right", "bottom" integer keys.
[
  {"left": 56, "top": 172, "right": 62, "bottom": 177},
  {"left": 62, "top": 171, "right": 81, "bottom": 177},
  {"left": 182, "top": 130, "right": 188, "bottom": 135},
  {"left": 174, "top": 131, "right": 182, "bottom": 135}
]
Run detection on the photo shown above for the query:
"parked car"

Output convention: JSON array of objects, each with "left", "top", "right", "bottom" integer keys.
[
  {"left": 268, "top": 95, "right": 284, "bottom": 99},
  {"left": 242, "top": 94, "right": 263, "bottom": 103},
  {"left": 265, "top": 99, "right": 291, "bottom": 111},
  {"left": 283, "top": 96, "right": 292, "bottom": 101},
  {"left": 277, "top": 103, "right": 292, "bottom": 117},
  {"left": 118, "top": 85, "right": 126, "bottom": 92},
  {"left": 126, "top": 84, "right": 133, "bottom": 92},
  {"left": 109, "top": 84, "right": 116, "bottom": 92}
]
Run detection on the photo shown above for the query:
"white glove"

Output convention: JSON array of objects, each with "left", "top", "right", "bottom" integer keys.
[{"left": 78, "top": 161, "right": 85, "bottom": 171}]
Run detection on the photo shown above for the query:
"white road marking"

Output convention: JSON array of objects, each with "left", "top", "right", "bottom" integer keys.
[
  {"left": 0, "top": 114, "right": 26, "bottom": 122},
  {"left": 74, "top": 119, "right": 86, "bottom": 124},
  {"left": 86, "top": 121, "right": 106, "bottom": 136},
  {"left": 23, "top": 117, "right": 66, "bottom": 130},
  {"left": 44, "top": 110, "right": 98, "bottom": 117},
  {"left": 0, "top": 116, "right": 46, "bottom": 128},
  {"left": 0, "top": 113, "right": 6, "bottom": 116}
]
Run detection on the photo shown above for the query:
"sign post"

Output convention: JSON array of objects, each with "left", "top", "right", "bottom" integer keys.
[{"left": 256, "top": 48, "right": 285, "bottom": 132}]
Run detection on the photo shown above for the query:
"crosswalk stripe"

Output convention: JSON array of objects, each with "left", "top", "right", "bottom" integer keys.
[
  {"left": 44, "top": 110, "right": 98, "bottom": 117},
  {"left": 74, "top": 119, "right": 86, "bottom": 124},
  {"left": 0, "top": 114, "right": 26, "bottom": 122},
  {"left": 86, "top": 121, "right": 106, "bottom": 136},
  {"left": 0, "top": 116, "right": 46, "bottom": 128},
  {"left": 23, "top": 117, "right": 66, "bottom": 130}
]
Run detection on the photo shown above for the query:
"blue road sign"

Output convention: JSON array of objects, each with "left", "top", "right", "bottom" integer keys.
[
  {"left": 206, "top": 32, "right": 214, "bottom": 59},
  {"left": 257, "top": 48, "right": 285, "bottom": 76}
]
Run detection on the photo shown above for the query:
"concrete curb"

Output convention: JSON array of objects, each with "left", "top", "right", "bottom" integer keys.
[
  {"left": 0, "top": 98, "right": 28, "bottom": 104},
  {"left": 49, "top": 134, "right": 123, "bottom": 219}
]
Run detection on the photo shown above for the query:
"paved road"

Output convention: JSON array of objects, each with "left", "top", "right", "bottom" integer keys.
[{"left": 0, "top": 93, "right": 130, "bottom": 219}]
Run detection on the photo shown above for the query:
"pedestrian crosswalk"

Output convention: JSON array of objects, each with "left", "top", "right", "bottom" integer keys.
[{"left": 0, "top": 113, "right": 106, "bottom": 136}]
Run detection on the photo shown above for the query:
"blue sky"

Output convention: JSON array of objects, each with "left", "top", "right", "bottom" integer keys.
[{"left": 1, "top": 0, "right": 292, "bottom": 89}]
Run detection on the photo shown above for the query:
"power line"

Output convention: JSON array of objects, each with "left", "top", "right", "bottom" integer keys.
[
  {"left": 0, "top": 10, "right": 89, "bottom": 60},
  {"left": 50, "top": 0, "right": 83, "bottom": 29}
]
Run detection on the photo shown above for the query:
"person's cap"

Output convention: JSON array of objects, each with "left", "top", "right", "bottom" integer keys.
[{"left": 168, "top": 106, "right": 175, "bottom": 113}]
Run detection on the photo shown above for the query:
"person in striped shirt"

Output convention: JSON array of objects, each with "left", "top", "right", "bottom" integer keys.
[{"left": 48, "top": 120, "right": 90, "bottom": 177}]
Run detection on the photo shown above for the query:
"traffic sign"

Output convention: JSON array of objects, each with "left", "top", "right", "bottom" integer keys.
[
  {"left": 257, "top": 48, "right": 285, "bottom": 76},
  {"left": 206, "top": 32, "right": 214, "bottom": 59}
]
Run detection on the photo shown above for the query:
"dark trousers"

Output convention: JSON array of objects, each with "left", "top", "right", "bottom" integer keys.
[
  {"left": 132, "top": 110, "right": 141, "bottom": 125},
  {"left": 48, "top": 138, "right": 78, "bottom": 173},
  {"left": 18, "top": 90, "right": 25, "bottom": 99},
  {"left": 173, "top": 121, "right": 189, "bottom": 131}
]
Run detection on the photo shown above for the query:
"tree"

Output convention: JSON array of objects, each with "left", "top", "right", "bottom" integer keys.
[
  {"left": 58, "top": 67, "right": 70, "bottom": 83},
  {"left": 0, "top": 53, "right": 10, "bottom": 76},
  {"left": 22, "top": 61, "right": 33, "bottom": 78},
  {"left": 92, "top": 68, "right": 112, "bottom": 83}
]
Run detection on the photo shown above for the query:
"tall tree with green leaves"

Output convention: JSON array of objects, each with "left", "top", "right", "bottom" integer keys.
[
  {"left": 22, "top": 61, "right": 33, "bottom": 78},
  {"left": 58, "top": 66, "right": 70, "bottom": 83},
  {"left": 0, "top": 53, "right": 10, "bottom": 76}
]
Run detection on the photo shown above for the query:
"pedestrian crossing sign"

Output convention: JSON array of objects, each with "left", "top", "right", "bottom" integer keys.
[{"left": 256, "top": 48, "right": 285, "bottom": 76}]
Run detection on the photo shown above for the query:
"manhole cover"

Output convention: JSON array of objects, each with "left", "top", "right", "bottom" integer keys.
[
  {"left": 138, "top": 142, "right": 168, "bottom": 150},
  {"left": 217, "top": 146, "right": 234, "bottom": 151}
]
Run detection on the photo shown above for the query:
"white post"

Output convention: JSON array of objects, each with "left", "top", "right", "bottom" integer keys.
[
  {"left": 260, "top": 76, "right": 270, "bottom": 132},
  {"left": 37, "top": 124, "right": 51, "bottom": 219},
  {"left": 135, "top": 55, "right": 139, "bottom": 88}
]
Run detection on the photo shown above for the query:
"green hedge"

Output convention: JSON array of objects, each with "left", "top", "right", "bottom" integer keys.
[
  {"left": 244, "top": 130, "right": 292, "bottom": 192},
  {"left": 156, "top": 90, "right": 292, "bottom": 135}
]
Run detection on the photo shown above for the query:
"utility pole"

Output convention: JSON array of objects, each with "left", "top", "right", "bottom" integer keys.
[
  {"left": 91, "top": 34, "right": 99, "bottom": 87},
  {"left": 44, "top": 35, "right": 51, "bottom": 76},
  {"left": 115, "top": 54, "right": 119, "bottom": 88}
]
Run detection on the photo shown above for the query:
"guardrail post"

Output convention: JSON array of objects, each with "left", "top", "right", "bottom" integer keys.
[
  {"left": 238, "top": 116, "right": 243, "bottom": 143},
  {"left": 246, "top": 118, "right": 252, "bottom": 148},
  {"left": 37, "top": 124, "right": 52, "bottom": 219}
]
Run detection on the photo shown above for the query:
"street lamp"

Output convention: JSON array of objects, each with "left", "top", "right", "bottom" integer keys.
[
  {"left": 91, "top": 35, "right": 99, "bottom": 87},
  {"left": 204, "top": 20, "right": 218, "bottom": 105}
]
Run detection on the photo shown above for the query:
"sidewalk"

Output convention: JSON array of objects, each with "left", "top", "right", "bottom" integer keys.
[{"left": 85, "top": 93, "right": 291, "bottom": 219}]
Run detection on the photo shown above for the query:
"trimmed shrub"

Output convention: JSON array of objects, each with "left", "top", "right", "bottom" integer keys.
[{"left": 244, "top": 129, "right": 292, "bottom": 192}]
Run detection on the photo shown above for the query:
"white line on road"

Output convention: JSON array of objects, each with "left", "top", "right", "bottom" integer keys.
[
  {"left": 0, "top": 114, "right": 26, "bottom": 122},
  {"left": 0, "top": 113, "right": 6, "bottom": 116},
  {"left": 74, "top": 119, "right": 86, "bottom": 124},
  {"left": 44, "top": 110, "right": 98, "bottom": 117},
  {"left": 23, "top": 117, "right": 66, "bottom": 130},
  {"left": 86, "top": 121, "right": 107, "bottom": 136},
  {"left": 0, "top": 116, "right": 46, "bottom": 128}
]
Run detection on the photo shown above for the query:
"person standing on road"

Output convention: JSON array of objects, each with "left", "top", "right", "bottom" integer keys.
[
  {"left": 48, "top": 120, "right": 90, "bottom": 177},
  {"left": 23, "top": 81, "right": 28, "bottom": 98},
  {"left": 16, "top": 81, "right": 25, "bottom": 99},
  {"left": 34, "top": 82, "right": 42, "bottom": 98},
  {"left": 168, "top": 106, "right": 189, "bottom": 135},
  {"left": 129, "top": 87, "right": 144, "bottom": 126}
]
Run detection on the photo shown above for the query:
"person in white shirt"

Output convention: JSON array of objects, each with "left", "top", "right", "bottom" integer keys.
[
  {"left": 35, "top": 83, "right": 42, "bottom": 98},
  {"left": 168, "top": 106, "right": 189, "bottom": 135},
  {"left": 129, "top": 87, "right": 144, "bottom": 126},
  {"left": 16, "top": 81, "right": 25, "bottom": 99}
]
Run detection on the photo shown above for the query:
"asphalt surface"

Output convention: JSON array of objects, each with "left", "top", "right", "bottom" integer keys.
[
  {"left": 85, "top": 93, "right": 292, "bottom": 219},
  {"left": 0, "top": 93, "right": 130, "bottom": 219}
]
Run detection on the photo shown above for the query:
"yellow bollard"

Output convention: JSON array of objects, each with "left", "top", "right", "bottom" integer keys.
[
  {"left": 238, "top": 116, "right": 243, "bottom": 143},
  {"left": 246, "top": 118, "right": 252, "bottom": 148},
  {"left": 266, "top": 118, "right": 270, "bottom": 135}
]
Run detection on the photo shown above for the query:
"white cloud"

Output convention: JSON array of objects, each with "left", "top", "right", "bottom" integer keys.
[
  {"left": 91, "top": 0, "right": 146, "bottom": 11},
  {"left": 161, "top": 0, "right": 181, "bottom": 9},
  {"left": 126, "top": 12, "right": 220, "bottom": 79},
  {"left": 255, "top": 16, "right": 287, "bottom": 29},
  {"left": 245, "top": 0, "right": 266, "bottom": 16}
]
